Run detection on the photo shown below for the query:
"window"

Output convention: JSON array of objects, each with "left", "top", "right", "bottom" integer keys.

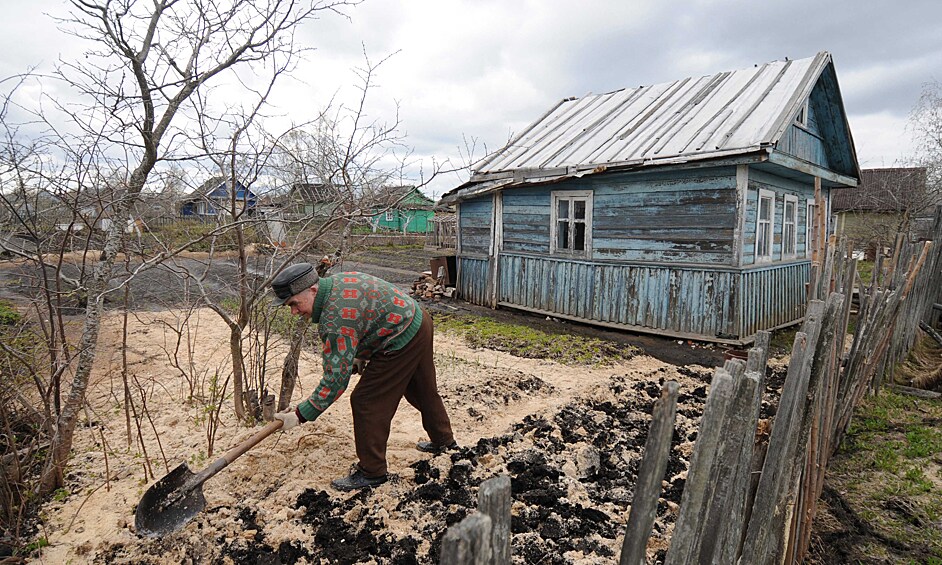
[
  {"left": 756, "top": 189, "right": 775, "bottom": 260},
  {"left": 551, "top": 191, "right": 592, "bottom": 257},
  {"left": 385, "top": 210, "right": 394, "bottom": 222},
  {"left": 795, "top": 100, "right": 809, "bottom": 127},
  {"left": 806, "top": 200, "right": 818, "bottom": 258},
  {"left": 783, "top": 195, "right": 798, "bottom": 257}
]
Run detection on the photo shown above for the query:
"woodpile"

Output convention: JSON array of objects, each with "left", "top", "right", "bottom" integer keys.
[{"left": 410, "top": 272, "right": 457, "bottom": 299}]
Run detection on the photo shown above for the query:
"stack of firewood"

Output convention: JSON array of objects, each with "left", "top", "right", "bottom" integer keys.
[{"left": 410, "top": 273, "right": 456, "bottom": 299}]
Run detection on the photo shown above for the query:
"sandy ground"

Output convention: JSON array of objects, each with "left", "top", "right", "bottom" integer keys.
[{"left": 28, "top": 308, "right": 714, "bottom": 564}]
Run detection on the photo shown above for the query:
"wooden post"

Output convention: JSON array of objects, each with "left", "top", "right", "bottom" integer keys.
[
  {"left": 787, "top": 292, "right": 844, "bottom": 564},
  {"left": 739, "top": 301, "right": 824, "bottom": 565},
  {"left": 440, "top": 513, "right": 493, "bottom": 565},
  {"left": 702, "top": 363, "right": 760, "bottom": 565},
  {"left": 664, "top": 372, "right": 735, "bottom": 565},
  {"left": 478, "top": 475, "right": 511, "bottom": 565},
  {"left": 740, "top": 333, "right": 772, "bottom": 555},
  {"left": 619, "top": 381, "right": 680, "bottom": 565}
]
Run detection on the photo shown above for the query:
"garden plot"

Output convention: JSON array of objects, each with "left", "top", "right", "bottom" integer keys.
[{"left": 32, "top": 309, "right": 716, "bottom": 564}]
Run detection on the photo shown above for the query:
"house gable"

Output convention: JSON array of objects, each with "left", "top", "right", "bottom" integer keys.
[{"left": 773, "top": 61, "right": 858, "bottom": 181}]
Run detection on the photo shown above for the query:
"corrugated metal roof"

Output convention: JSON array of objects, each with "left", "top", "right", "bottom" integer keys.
[
  {"left": 472, "top": 52, "right": 829, "bottom": 177},
  {"left": 831, "top": 167, "right": 927, "bottom": 212}
]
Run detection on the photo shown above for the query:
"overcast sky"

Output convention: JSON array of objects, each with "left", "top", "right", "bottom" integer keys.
[{"left": 2, "top": 0, "right": 941, "bottom": 199}]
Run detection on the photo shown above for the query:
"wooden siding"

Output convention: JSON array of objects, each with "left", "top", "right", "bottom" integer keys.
[
  {"left": 778, "top": 124, "right": 830, "bottom": 170},
  {"left": 591, "top": 168, "right": 738, "bottom": 265},
  {"left": 458, "top": 197, "right": 493, "bottom": 255},
  {"left": 742, "top": 169, "right": 817, "bottom": 265},
  {"left": 496, "top": 253, "right": 739, "bottom": 339},
  {"left": 496, "top": 168, "right": 738, "bottom": 265},
  {"left": 739, "top": 261, "right": 810, "bottom": 337},
  {"left": 501, "top": 188, "right": 550, "bottom": 254},
  {"left": 774, "top": 65, "right": 857, "bottom": 178},
  {"left": 455, "top": 252, "right": 810, "bottom": 342},
  {"left": 457, "top": 257, "right": 490, "bottom": 306}
]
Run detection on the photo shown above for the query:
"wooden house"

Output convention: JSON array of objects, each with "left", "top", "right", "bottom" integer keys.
[
  {"left": 280, "top": 182, "right": 343, "bottom": 220},
  {"left": 831, "top": 168, "right": 930, "bottom": 257},
  {"left": 368, "top": 186, "right": 436, "bottom": 234},
  {"left": 440, "top": 52, "right": 860, "bottom": 344},
  {"left": 180, "top": 177, "right": 257, "bottom": 218}
]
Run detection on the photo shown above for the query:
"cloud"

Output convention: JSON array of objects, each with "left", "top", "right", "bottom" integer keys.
[{"left": 3, "top": 0, "right": 942, "bottom": 199}]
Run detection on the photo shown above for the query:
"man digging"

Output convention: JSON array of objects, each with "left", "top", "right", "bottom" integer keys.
[{"left": 271, "top": 263, "right": 457, "bottom": 491}]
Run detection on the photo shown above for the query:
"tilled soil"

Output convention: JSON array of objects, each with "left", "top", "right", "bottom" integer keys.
[
  {"left": 32, "top": 305, "right": 720, "bottom": 565},
  {"left": 96, "top": 370, "right": 711, "bottom": 565}
]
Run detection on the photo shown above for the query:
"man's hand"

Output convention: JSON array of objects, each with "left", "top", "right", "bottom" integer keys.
[
  {"left": 274, "top": 410, "right": 300, "bottom": 431},
  {"left": 353, "top": 358, "right": 368, "bottom": 374}
]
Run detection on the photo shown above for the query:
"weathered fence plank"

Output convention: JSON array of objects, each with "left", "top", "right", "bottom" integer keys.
[
  {"left": 440, "top": 513, "right": 493, "bottom": 565},
  {"left": 739, "top": 300, "right": 824, "bottom": 565},
  {"left": 478, "top": 475, "right": 511, "bottom": 565},
  {"left": 788, "top": 292, "right": 845, "bottom": 563},
  {"left": 711, "top": 366, "right": 762, "bottom": 565},
  {"left": 663, "top": 371, "right": 735, "bottom": 565},
  {"left": 619, "top": 381, "right": 680, "bottom": 565}
]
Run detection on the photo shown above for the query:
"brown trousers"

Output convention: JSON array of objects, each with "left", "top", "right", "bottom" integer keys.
[{"left": 350, "top": 311, "right": 454, "bottom": 477}]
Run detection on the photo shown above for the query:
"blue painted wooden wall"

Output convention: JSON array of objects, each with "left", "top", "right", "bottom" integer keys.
[
  {"left": 458, "top": 197, "right": 492, "bottom": 256},
  {"left": 455, "top": 163, "right": 822, "bottom": 343},
  {"left": 741, "top": 169, "right": 821, "bottom": 265}
]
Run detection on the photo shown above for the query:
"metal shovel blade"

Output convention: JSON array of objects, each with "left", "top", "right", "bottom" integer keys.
[
  {"left": 134, "top": 462, "right": 206, "bottom": 537},
  {"left": 133, "top": 420, "right": 282, "bottom": 538}
]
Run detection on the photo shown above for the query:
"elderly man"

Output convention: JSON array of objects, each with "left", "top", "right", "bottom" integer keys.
[{"left": 271, "top": 263, "right": 456, "bottom": 491}]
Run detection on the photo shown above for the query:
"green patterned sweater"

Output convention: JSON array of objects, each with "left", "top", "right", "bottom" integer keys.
[{"left": 296, "top": 272, "right": 422, "bottom": 422}]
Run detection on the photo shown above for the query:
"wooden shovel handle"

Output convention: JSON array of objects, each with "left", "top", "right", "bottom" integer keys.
[
  {"left": 223, "top": 419, "right": 284, "bottom": 465},
  {"left": 192, "top": 419, "right": 284, "bottom": 485}
]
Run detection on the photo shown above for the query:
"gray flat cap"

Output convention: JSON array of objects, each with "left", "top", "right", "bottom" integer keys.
[{"left": 271, "top": 263, "right": 319, "bottom": 305}]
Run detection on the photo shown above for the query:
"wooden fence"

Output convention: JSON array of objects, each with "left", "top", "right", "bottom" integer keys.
[{"left": 440, "top": 206, "right": 942, "bottom": 564}]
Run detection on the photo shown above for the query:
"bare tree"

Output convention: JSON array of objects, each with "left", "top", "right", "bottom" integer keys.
[
  {"left": 2, "top": 0, "right": 357, "bottom": 495},
  {"left": 912, "top": 81, "right": 942, "bottom": 198}
]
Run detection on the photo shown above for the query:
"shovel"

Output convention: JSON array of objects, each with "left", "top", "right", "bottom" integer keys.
[{"left": 134, "top": 419, "right": 283, "bottom": 537}]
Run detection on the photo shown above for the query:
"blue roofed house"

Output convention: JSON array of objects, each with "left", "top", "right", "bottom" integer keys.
[
  {"left": 440, "top": 52, "right": 860, "bottom": 344},
  {"left": 180, "top": 177, "right": 257, "bottom": 218}
]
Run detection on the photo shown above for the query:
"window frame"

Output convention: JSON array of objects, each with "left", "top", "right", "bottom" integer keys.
[
  {"left": 550, "top": 190, "right": 593, "bottom": 258},
  {"left": 384, "top": 210, "right": 395, "bottom": 222},
  {"left": 782, "top": 194, "right": 798, "bottom": 258},
  {"left": 755, "top": 189, "right": 775, "bottom": 261},
  {"left": 795, "top": 99, "right": 809, "bottom": 128},
  {"left": 806, "top": 199, "right": 817, "bottom": 259}
]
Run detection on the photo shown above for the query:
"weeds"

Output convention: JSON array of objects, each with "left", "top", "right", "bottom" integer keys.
[
  {"left": 433, "top": 313, "right": 639, "bottom": 366},
  {"left": 827, "top": 389, "right": 942, "bottom": 559}
]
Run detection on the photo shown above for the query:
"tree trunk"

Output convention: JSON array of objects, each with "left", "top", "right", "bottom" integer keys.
[
  {"left": 230, "top": 323, "right": 247, "bottom": 421},
  {"left": 279, "top": 317, "right": 306, "bottom": 411},
  {"left": 40, "top": 165, "right": 153, "bottom": 494}
]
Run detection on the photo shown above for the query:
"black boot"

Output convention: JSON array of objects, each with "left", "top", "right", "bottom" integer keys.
[
  {"left": 331, "top": 469, "right": 388, "bottom": 491},
  {"left": 416, "top": 440, "right": 458, "bottom": 454}
]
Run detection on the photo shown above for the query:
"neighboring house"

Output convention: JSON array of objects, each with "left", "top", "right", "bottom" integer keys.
[
  {"left": 180, "top": 177, "right": 256, "bottom": 218},
  {"left": 369, "top": 186, "right": 435, "bottom": 233},
  {"left": 441, "top": 52, "right": 860, "bottom": 344},
  {"left": 831, "top": 167, "right": 929, "bottom": 257},
  {"left": 281, "top": 182, "right": 342, "bottom": 219}
]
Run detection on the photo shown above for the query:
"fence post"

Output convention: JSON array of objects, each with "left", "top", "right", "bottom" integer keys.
[
  {"left": 619, "top": 381, "right": 680, "bottom": 565},
  {"left": 739, "top": 300, "right": 825, "bottom": 565},
  {"left": 707, "top": 364, "right": 761, "bottom": 565},
  {"left": 787, "top": 292, "right": 845, "bottom": 563},
  {"left": 663, "top": 371, "right": 735, "bottom": 565},
  {"left": 478, "top": 475, "right": 511, "bottom": 565},
  {"left": 440, "top": 513, "right": 493, "bottom": 565}
]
